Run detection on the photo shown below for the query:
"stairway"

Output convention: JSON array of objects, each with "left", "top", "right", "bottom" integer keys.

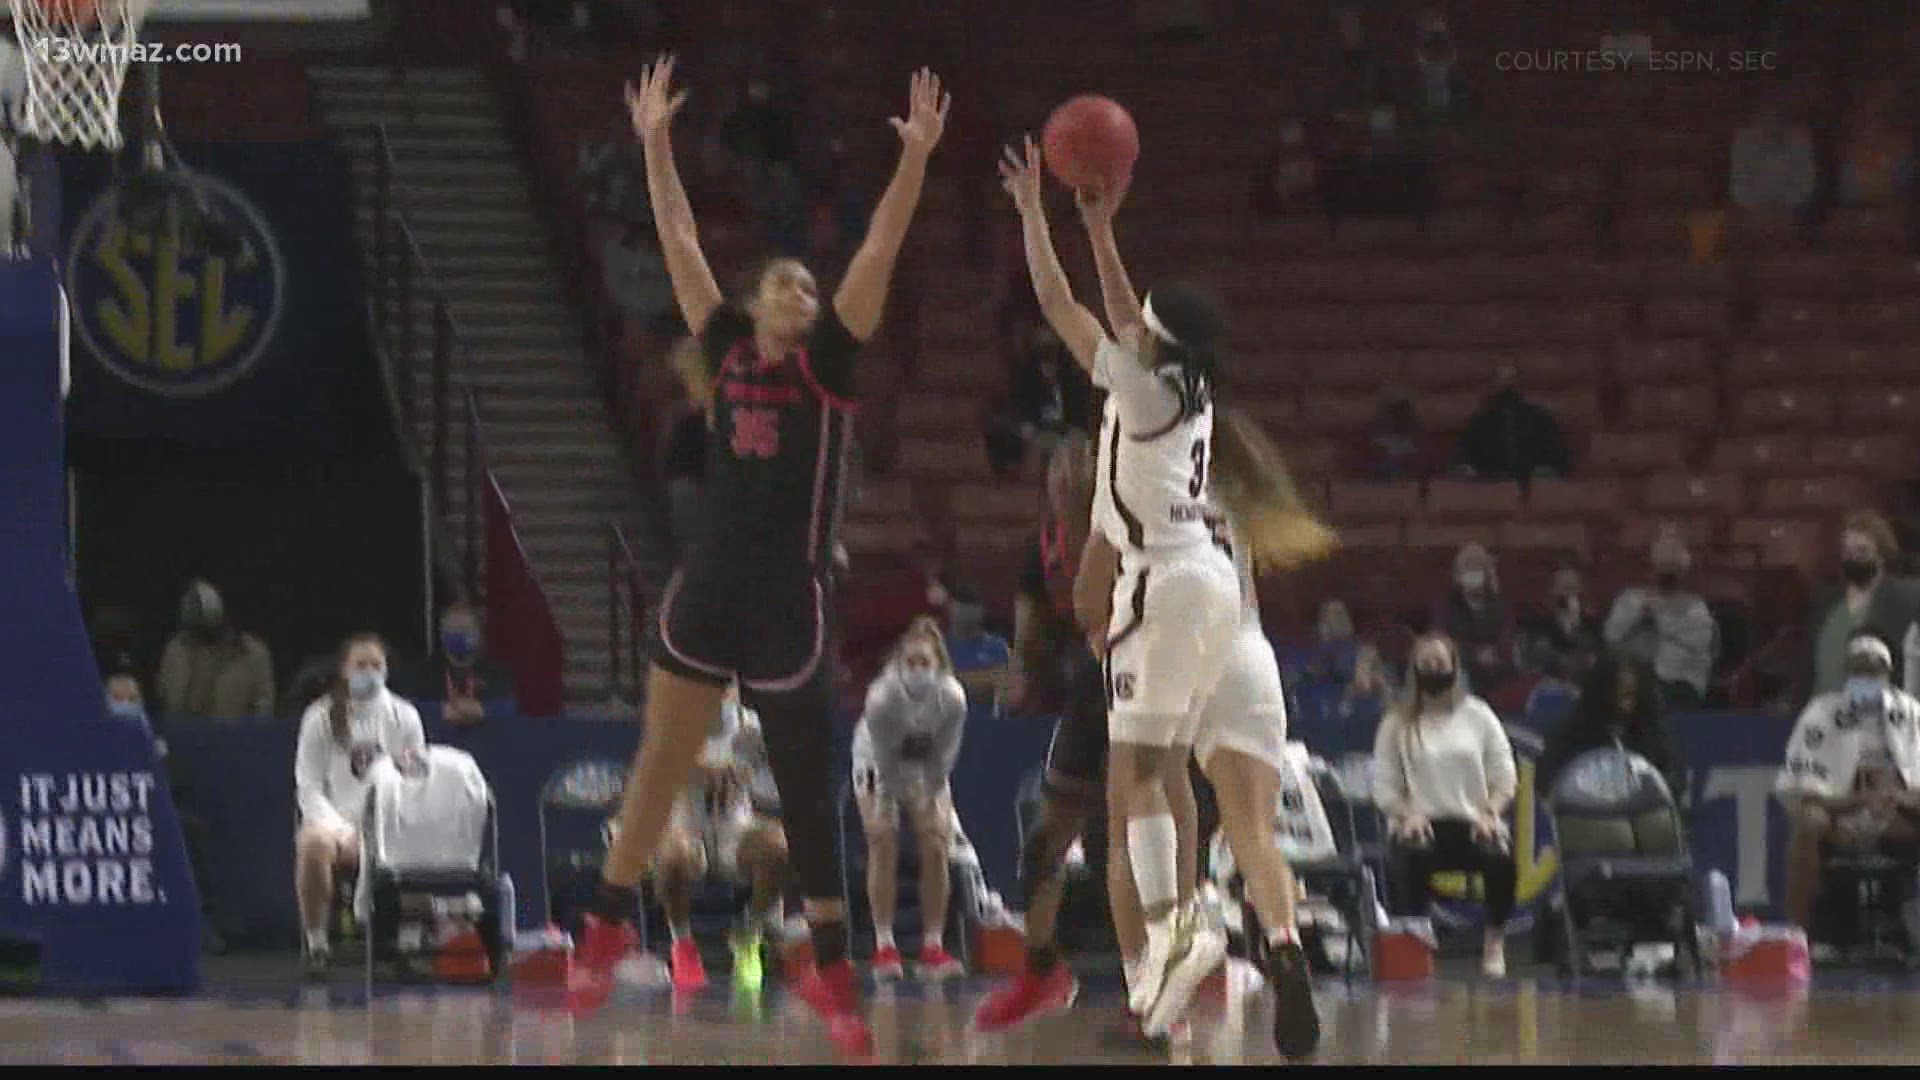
[{"left": 311, "top": 65, "right": 642, "bottom": 712}]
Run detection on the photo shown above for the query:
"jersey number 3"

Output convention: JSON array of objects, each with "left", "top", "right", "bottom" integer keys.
[
  {"left": 1188, "top": 439, "right": 1208, "bottom": 498},
  {"left": 731, "top": 407, "right": 781, "bottom": 459}
]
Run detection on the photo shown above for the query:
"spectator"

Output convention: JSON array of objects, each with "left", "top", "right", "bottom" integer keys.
[
  {"left": 1812, "top": 510, "right": 1920, "bottom": 697},
  {"left": 1412, "top": 9, "right": 1460, "bottom": 125},
  {"left": 852, "top": 617, "right": 968, "bottom": 982},
  {"left": 1523, "top": 566, "right": 1604, "bottom": 683},
  {"left": 1372, "top": 634, "right": 1519, "bottom": 977},
  {"left": 1295, "top": 599, "right": 1391, "bottom": 705},
  {"left": 576, "top": 116, "right": 650, "bottom": 227},
  {"left": 944, "top": 584, "right": 1010, "bottom": 704},
  {"left": 1838, "top": 81, "right": 1914, "bottom": 208},
  {"left": 1777, "top": 633, "right": 1920, "bottom": 934},
  {"left": 293, "top": 633, "right": 426, "bottom": 975},
  {"left": 108, "top": 671, "right": 224, "bottom": 952},
  {"left": 1330, "top": 4, "right": 1384, "bottom": 121},
  {"left": 1353, "top": 394, "right": 1433, "bottom": 482},
  {"left": 1729, "top": 100, "right": 1817, "bottom": 218},
  {"left": 156, "top": 580, "right": 274, "bottom": 721},
  {"left": 1452, "top": 365, "right": 1571, "bottom": 481},
  {"left": 394, "top": 601, "right": 517, "bottom": 726},
  {"left": 1431, "top": 543, "right": 1518, "bottom": 694},
  {"left": 1252, "top": 118, "right": 1320, "bottom": 218},
  {"left": 986, "top": 324, "right": 1093, "bottom": 478},
  {"left": 1603, "top": 527, "right": 1719, "bottom": 709},
  {"left": 1535, "top": 653, "right": 1687, "bottom": 801},
  {"left": 601, "top": 220, "right": 674, "bottom": 325}
]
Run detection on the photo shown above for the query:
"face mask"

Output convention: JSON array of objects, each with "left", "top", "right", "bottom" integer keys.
[
  {"left": 1416, "top": 670, "right": 1455, "bottom": 696},
  {"left": 902, "top": 666, "right": 936, "bottom": 695},
  {"left": 1655, "top": 571, "right": 1681, "bottom": 591},
  {"left": 1846, "top": 675, "right": 1886, "bottom": 710},
  {"left": 107, "top": 700, "right": 147, "bottom": 724},
  {"left": 443, "top": 630, "right": 477, "bottom": 660},
  {"left": 1458, "top": 570, "right": 1487, "bottom": 592},
  {"left": 348, "top": 670, "right": 385, "bottom": 700},
  {"left": 1842, "top": 558, "right": 1881, "bottom": 587}
]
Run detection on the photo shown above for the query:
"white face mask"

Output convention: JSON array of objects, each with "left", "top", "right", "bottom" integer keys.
[
  {"left": 901, "top": 666, "right": 937, "bottom": 695},
  {"left": 1458, "top": 569, "right": 1487, "bottom": 592},
  {"left": 1845, "top": 675, "right": 1886, "bottom": 711},
  {"left": 348, "top": 669, "right": 386, "bottom": 700}
]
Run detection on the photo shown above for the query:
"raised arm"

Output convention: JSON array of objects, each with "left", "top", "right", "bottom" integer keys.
[
  {"left": 999, "top": 136, "right": 1106, "bottom": 373},
  {"left": 626, "top": 54, "right": 724, "bottom": 336},
  {"left": 1077, "top": 182, "right": 1143, "bottom": 341},
  {"left": 833, "top": 68, "right": 949, "bottom": 342}
]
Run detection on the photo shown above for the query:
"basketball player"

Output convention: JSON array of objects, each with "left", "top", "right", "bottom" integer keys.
[
  {"left": 577, "top": 57, "right": 948, "bottom": 1056},
  {"left": 1001, "top": 140, "right": 1331, "bottom": 1055},
  {"left": 615, "top": 684, "right": 790, "bottom": 992},
  {"left": 973, "top": 435, "right": 1203, "bottom": 1042}
]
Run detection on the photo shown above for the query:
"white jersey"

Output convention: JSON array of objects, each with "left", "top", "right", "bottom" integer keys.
[{"left": 1091, "top": 336, "right": 1216, "bottom": 555}]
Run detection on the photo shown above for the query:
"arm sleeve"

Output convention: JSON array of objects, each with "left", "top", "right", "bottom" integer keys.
[{"left": 294, "top": 704, "right": 348, "bottom": 833}]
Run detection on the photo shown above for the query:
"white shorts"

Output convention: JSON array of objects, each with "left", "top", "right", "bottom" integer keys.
[
  {"left": 1194, "top": 623, "right": 1290, "bottom": 774},
  {"left": 1104, "top": 547, "right": 1243, "bottom": 748},
  {"left": 851, "top": 755, "right": 955, "bottom": 838}
]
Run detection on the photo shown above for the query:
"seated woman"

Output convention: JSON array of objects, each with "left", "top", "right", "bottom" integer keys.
[
  {"left": 1372, "top": 634, "right": 1519, "bottom": 977},
  {"left": 293, "top": 633, "right": 426, "bottom": 976},
  {"left": 1536, "top": 651, "right": 1687, "bottom": 802},
  {"left": 852, "top": 616, "right": 968, "bottom": 982},
  {"left": 611, "top": 682, "right": 792, "bottom": 991}
]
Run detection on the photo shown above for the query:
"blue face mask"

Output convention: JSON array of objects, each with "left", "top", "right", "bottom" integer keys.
[
  {"left": 349, "top": 669, "right": 386, "bottom": 700},
  {"left": 443, "top": 630, "right": 477, "bottom": 661},
  {"left": 1846, "top": 675, "right": 1885, "bottom": 710},
  {"left": 107, "top": 700, "right": 148, "bottom": 726}
]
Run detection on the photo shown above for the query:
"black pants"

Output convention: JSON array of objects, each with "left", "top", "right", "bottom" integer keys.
[
  {"left": 654, "top": 565, "right": 843, "bottom": 904},
  {"left": 1388, "top": 818, "right": 1518, "bottom": 927}
]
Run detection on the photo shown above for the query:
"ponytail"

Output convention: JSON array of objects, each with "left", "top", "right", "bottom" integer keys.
[{"left": 1210, "top": 407, "right": 1339, "bottom": 573}]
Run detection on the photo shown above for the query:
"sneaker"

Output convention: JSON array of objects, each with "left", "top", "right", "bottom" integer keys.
[
  {"left": 917, "top": 944, "right": 964, "bottom": 982},
  {"left": 973, "top": 964, "right": 1078, "bottom": 1032},
  {"left": 302, "top": 943, "right": 331, "bottom": 982},
  {"left": 730, "top": 927, "right": 765, "bottom": 989},
  {"left": 671, "top": 938, "right": 708, "bottom": 992},
  {"left": 1099, "top": 1010, "right": 1175, "bottom": 1053},
  {"left": 793, "top": 959, "right": 875, "bottom": 1059},
  {"left": 567, "top": 914, "right": 640, "bottom": 1012},
  {"left": 1143, "top": 906, "right": 1228, "bottom": 1038},
  {"left": 1266, "top": 941, "right": 1321, "bottom": 1061},
  {"left": 870, "top": 944, "right": 905, "bottom": 983},
  {"left": 1482, "top": 936, "right": 1507, "bottom": 979}
]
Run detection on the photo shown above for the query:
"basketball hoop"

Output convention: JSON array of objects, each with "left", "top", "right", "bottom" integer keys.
[{"left": 6, "top": 0, "right": 148, "bottom": 150}]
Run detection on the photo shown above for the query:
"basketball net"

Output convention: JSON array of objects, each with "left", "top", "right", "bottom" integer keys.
[{"left": 6, "top": 0, "right": 149, "bottom": 150}]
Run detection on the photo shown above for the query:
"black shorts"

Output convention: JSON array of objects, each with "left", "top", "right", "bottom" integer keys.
[
  {"left": 654, "top": 563, "right": 830, "bottom": 697},
  {"left": 1041, "top": 643, "right": 1109, "bottom": 803}
]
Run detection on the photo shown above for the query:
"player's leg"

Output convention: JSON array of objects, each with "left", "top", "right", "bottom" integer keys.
[
  {"left": 294, "top": 822, "right": 357, "bottom": 972},
  {"left": 655, "top": 827, "right": 711, "bottom": 991},
  {"left": 908, "top": 785, "right": 962, "bottom": 979},
  {"left": 730, "top": 818, "right": 790, "bottom": 987},
  {"left": 853, "top": 761, "right": 905, "bottom": 981}
]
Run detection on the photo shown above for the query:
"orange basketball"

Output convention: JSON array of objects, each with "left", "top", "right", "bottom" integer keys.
[
  {"left": 35, "top": 0, "right": 101, "bottom": 28},
  {"left": 1042, "top": 94, "right": 1139, "bottom": 191}
]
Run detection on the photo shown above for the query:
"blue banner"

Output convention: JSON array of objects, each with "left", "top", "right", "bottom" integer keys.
[
  {"left": 0, "top": 258, "right": 202, "bottom": 994},
  {"left": 56, "top": 142, "right": 372, "bottom": 450}
]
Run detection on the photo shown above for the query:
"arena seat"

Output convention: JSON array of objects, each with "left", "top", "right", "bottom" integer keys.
[
  {"left": 1499, "top": 520, "right": 1591, "bottom": 560},
  {"left": 1585, "top": 430, "right": 1690, "bottom": 474},
  {"left": 1328, "top": 482, "right": 1421, "bottom": 524},
  {"left": 1840, "top": 386, "right": 1920, "bottom": 430},
  {"left": 1808, "top": 435, "right": 1913, "bottom": 479},
  {"left": 1760, "top": 476, "right": 1874, "bottom": 517},
  {"left": 1644, "top": 474, "right": 1746, "bottom": 518},
  {"left": 1625, "top": 384, "right": 1718, "bottom": 430},
  {"left": 1424, "top": 479, "right": 1524, "bottom": 521},
  {"left": 946, "top": 483, "right": 1043, "bottom": 526},
  {"left": 1526, "top": 478, "right": 1628, "bottom": 520},
  {"left": 1615, "top": 339, "right": 1708, "bottom": 384},
  {"left": 1709, "top": 434, "right": 1810, "bottom": 475},
  {"left": 1735, "top": 387, "right": 1837, "bottom": 433}
]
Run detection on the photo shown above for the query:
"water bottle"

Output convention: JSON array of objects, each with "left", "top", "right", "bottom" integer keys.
[{"left": 1706, "top": 870, "right": 1737, "bottom": 935}]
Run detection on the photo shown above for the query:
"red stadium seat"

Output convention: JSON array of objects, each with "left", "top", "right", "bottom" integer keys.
[
  {"left": 1331, "top": 521, "right": 1405, "bottom": 551},
  {"left": 1406, "top": 520, "right": 1493, "bottom": 552},
  {"left": 1643, "top": 296, "right": 1727, "bottom": 337},
  {"left": 1585, "top": 430, "right": 1690, "bottom": 474},
  {"left": 1526, "top": 478, "right": 1628, "bottom": 519},
  {"left": 1424, "top": 479, "right": 1524, "bottom": 521},
  {"left": 1421, "top": 390, "right": 1486, "bottom": 433},
  {"left": 1328, "top": 482, "right": 1421, "bottom": 522},
  {"left": 1532, "top": 388, "right": 1603, "bottom": 430},
  {"left": 895, "top": 437, "right": 992, "bottom": 481},
  {"left": 1616, "top": 339, "right": 1707, "bottom": 383},
  {"left": 1841, "top": 386, "right": 1920, "bottom": 429},
  {"left": 1708, "top": 434, "right": 1810, "bottom": 475},
  {"left": 1291, "top": 392, "right": 1381, "bottom": 435},
  {"left": 1295, "top": 351, "right": 1402, "bottom": 390},
  {"left": 895, "top": 393, "right": 978, "bottom": 434},
  {"left": 1618, "top": 514, "right": 1720, "bottom": 554},
  {"left": 1759, "top": 475, "right": 1873, "bottom": 516},
  {"left": 1808, "top": 435, "right": 1913, "bottom": 479},
  {"left": 1509, "top": 349, "right": 1601, "bottom": 388},
  {"left": 1643, "top": 474, "right": 1745, "bottom": 517},
  {"left": 1734, "top": 387, "right": 1836, "bottom": 432},
  {"left": 1400, "top": 350, "right": 1499, "bottom": 391},
  {"left": 946, "top": 482, "right": 1044, "bottom": 524},
  {"left": 1499, "top": 519, "right": 1592, "bottom": 559},
  {"left": 1729, "top": 518, "right": 1825, "bottom": 567},
  {"left": 1625, "top": 383, "right": 1717, "bottom": 429},
  {"left": 1726, "top": 344, "right": 1808, "bottom": 386}
]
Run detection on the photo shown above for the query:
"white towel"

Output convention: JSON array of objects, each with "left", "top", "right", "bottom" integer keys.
[{"left": 355, "top": 745, "right": 491, "bottom": 921}]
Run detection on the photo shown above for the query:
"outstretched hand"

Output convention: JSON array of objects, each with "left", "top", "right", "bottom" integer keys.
[
  {"left": 1075, "top": 178, "right": 1126, "bottom": 230},
  {"left": 625, "top": 52, "right": 689, "bottom": 144},
  {"left": 889, "top": 67, "right": 950, "bottom": 154},
  {"left": 998, "top": 135, "right": 1044, "bottom": 215}
]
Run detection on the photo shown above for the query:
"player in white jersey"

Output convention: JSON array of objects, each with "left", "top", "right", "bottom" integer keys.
[{"left": 1002, "top": 136, "right": 1336, "bottom": 1058}]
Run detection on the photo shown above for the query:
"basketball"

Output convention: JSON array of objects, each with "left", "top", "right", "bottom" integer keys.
[
  {"left": 1042, "top": 94, "right": 1139, "bottom": 190},
  {"left": 34, "top": 0, "right": 101, "bottom": 28}
]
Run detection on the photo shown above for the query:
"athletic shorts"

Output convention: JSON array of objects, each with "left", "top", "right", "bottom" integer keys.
[
  {"left": 1042, "top": 643, "right": 1109, "bottom": 802},
  {"left": 654, "top": 562, "right": 830, "bottom": 696},
  {"left": 850, "top": 758, "right": 955, "bottom": 837},
  {"left": 1193, "top": 623, "right": 1290, "bottom": 774},
  {"left": 1102, "top": 546, "right": 1242, "bottom": 748}
]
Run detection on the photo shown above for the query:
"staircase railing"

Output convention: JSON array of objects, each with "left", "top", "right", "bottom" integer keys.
[{"left": 364, "top": 121, "right": 567, "bottom": 714}]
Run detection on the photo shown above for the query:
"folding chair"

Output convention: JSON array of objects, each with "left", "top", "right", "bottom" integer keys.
[
  {"left": 1287, "top": 753, "right": 1387, "bottom": 984},
  {"left": 536, "top": 757, "right": 632, "bottom": 945},
  {"left": 1543, "top": 745, "right": 1703, "bottom": 980},
  {"left": 358, "top": 747, "right": 509, "bottom": 987}
]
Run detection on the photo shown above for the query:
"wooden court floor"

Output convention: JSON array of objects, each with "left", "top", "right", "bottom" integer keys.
[{"left": 0, "top": 959, "right": 1915, "bottom": 1065}]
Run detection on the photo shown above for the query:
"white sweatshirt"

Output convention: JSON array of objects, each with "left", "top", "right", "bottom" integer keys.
[
  {"left": 1371, "top": 695, "right": 1517, "bottom": 823},
  {"left": 294, "top": 688, "right": 428, "bottom": 835}
]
